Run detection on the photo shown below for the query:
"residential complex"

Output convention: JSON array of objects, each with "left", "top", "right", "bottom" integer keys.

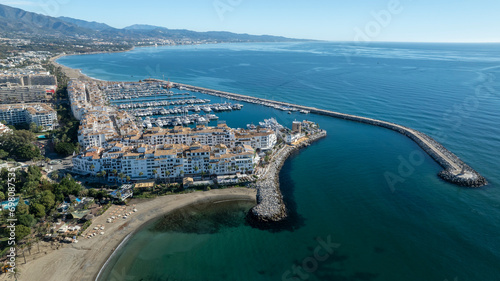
[
  {"left": 0, "top": 72, "right": 57, "bottom": 103},
  {"left": 69, "top": 79, "right": 278, "bottom": 180},
  {"left": 0, "top": 103, "right": 58, "bottom": 131},
  {"left": 68, "top": 79, "right": 141, "bottom": 149}
]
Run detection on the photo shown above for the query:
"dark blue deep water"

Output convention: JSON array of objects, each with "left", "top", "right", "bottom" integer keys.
[{"left": 59, "top": 42, "right": 500, "bottom": 281}]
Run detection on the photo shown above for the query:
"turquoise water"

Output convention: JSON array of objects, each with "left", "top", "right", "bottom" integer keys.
[{"left": 59, "top": 42, "right": 500, "bottom": 280}]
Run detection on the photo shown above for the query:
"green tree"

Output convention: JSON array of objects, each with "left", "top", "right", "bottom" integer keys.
[
  {"left": 30, "top": 203, "right": 46, "bottom": 218},
  {"left": 0, "top": 191, "right": 4, "bottom": 201},
  {"left": 0, "top": 149, "right": 8, "bottom": 159},
  {"left": 15, "top": 225, "right": 31, "bottom": 241},
  {"left": 18, "top": 214, "right": 36, "bottom": 227},
  {"left": 29, "top": 122, "right": 37, "bottom": 132},
  {"left": 15, "top": 144, "right": 41, "bottom": 160},
  {"left": 165, "top": 171, "right": 171, "bottom": 184},
  {"left": 16, "top": 199, "right": 29, "bottom": 215},
  {"left": 55, "top": 142, "right": 77, "bottom": 156},
  {"left": 39, "top": 190, "right": 55, "bottom": 210}
]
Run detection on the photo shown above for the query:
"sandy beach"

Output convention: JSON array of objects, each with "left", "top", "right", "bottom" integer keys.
[
  {"left": 49, "top": 54, "right": 94, "bottom": 81},
  {"left": 5, "top": 188, "right": 256, "bottom": 281}
]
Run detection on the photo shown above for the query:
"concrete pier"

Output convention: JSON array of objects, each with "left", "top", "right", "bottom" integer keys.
[{"left": 173, "top": 82, "right": 487, "bottom": 188}]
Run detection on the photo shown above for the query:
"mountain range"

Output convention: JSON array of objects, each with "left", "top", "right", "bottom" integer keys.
[{"left": 0, "top": 3, "right": 299, "bottom": 43}]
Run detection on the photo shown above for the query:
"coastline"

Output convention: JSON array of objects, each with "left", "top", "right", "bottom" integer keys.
[
  {"left": 49, "top": 54, "right": 94, "bottom": 81},
  {"left": 8, "top": 188, "right": 256, "bottom": 281},
  {"left": 48, "top": 45, "right": 136, "bottom": 81}
]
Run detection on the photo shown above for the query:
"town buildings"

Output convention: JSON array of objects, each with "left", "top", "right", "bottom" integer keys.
[
  {"left": 69, "top": 79, "right": 278, "bottom": 180},
  {"left": 0, "top": 103, "right": 58, "bottom": 131},
  {"left": 0, "top": 73, "right": 57, "bottom": 103}
]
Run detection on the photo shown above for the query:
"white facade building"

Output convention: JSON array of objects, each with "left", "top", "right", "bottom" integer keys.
[{"left": 0, "top": 103, "right": 57, "bottom": 131}]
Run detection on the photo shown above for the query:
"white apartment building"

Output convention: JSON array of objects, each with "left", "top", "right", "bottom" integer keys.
[
  {"left": 235, "top": 129, "right": 277, "bottom": 150},
  {"left": 0, "top": 103, "right": 58, "bottom": 131},
  {"left": 72, "top": 142, "right": 258, "bottom": 180}
]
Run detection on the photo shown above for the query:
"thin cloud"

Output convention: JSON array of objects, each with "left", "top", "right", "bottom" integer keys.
[{"left": 1, "top": 1, "right": 39, "bottom": 6}]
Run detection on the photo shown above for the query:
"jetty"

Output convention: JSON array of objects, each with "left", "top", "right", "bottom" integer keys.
[
  {"left": 248, "top": 131, "right": 327, "bottom": 224},
  {"left": 172, "top": 81, "right": 487, "bottom": 188}
]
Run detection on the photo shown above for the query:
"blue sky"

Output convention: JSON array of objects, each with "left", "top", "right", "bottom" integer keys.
[{"left": 2, "top": 0, "right": 500, "bottom": 42}]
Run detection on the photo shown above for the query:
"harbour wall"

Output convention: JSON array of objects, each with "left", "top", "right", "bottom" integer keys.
[
  {"left": 173, "top": 82, "right": 487, "bottom": 188},
  {"left": 248, "top": 131, "right": 327, "bottom": 224}
]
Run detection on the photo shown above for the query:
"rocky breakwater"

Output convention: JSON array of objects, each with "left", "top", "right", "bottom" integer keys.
[
  {"left": 248, "top": 131, "right": 327, "bottom": 225},
  {"left": 310, "top": 109, "right": 488, "bottom": 188},
  {"left": 414, "top": 131, "right": 488, "bottom": 187}
]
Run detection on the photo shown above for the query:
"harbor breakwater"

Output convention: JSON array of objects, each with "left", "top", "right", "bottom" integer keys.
[
  {"left": 172, "top": 82, "right": 487, "bottom": 189},
  {"left": 248, "top": 131, "right": 327, "bottom": 225}
]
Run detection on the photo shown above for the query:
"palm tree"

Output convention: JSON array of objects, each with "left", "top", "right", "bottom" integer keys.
[
  {"left": 21, "top": 245, "right": 26, "bottom": 264},
  {"left": 35, "top": 237, "right": 41, "bottom": 253},
  {"left": 118, "top": 173, "right": 125, "bottom": 183},
  {"left": 90, "top": 164, "right": 95, "bottom": 172},
  {"left": 152, "top": 169, "right": 157, "bottom": 178},
  {"left": 194, "top": 166, "right": 199, "bottom": 174},
  {"left": 101, "top": 170, "right": 107, "bottom": 179},
  {"left": 111, "top": 169, "right": 117, "bottom": 176},
  {"left": 26, "top": 240, "right": 32, "bottom": 255},
  {"left": 126, "top": 176, "right": 131, "bottom": 182},
  {"left": 165, "top": 171, "right": 171, "bottom": 184},
  {"left": 139, "top": 172, "right": 144, "bottom": 177}
]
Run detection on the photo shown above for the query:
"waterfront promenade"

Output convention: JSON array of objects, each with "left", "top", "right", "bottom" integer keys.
[{"left": 173, "top": 82, "right": 487, "bottom": 188}]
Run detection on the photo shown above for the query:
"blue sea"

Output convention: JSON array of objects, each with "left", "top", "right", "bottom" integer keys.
[{"left": 58, "top": 42, "right": 500, "bottom": 281}]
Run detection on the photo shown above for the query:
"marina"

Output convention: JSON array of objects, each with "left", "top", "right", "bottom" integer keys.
[
  {"left": 115, "top": 98, "right": 209, "bottom": 109},
  {"left": 141, "top": 114, "right": 219, "bottom": 127},
  {"left": 127, "top": 103, "right": 242, "bottom": 117}
]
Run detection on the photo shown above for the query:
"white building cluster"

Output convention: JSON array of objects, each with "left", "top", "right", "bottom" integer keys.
[
  {"left": 70, "top": 80, "right": 277, "bottom": 180},
  {"left": 0, "top": 103, "right": 58, "bottom": 131},
  {"left": 68, "top": 80, "right": 141, "bottom": 150}
]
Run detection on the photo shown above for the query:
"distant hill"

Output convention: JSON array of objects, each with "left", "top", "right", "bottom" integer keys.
[
  {"left": 0, "top": 3, "right": 303, "bottom": 43},
  {"left": 0, "top": 3, "right": 89, "bottom": 36},
  {"left": 123, "top": 24, "right": 161, "bottom": 31},
  {"left": 58, "top": 16, "right": 114, "bottom": 31}
]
